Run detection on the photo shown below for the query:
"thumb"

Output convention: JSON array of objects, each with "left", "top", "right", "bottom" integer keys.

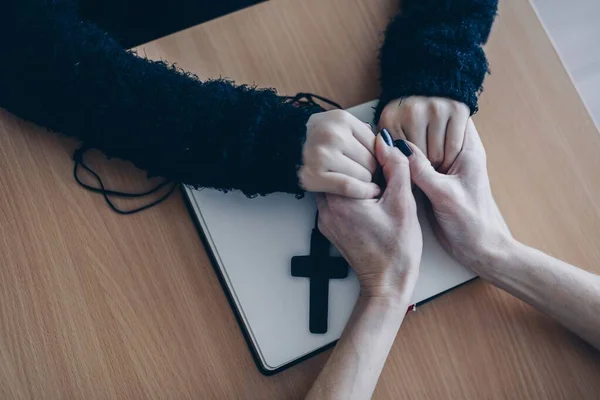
[
  {"left": 406, "top": 141, "right": 446, "bottom": 198},
  {"left": 375, "top": 133, "right": 411, "bottom": 203}
]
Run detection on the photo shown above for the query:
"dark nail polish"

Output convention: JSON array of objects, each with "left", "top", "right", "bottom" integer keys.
[
  {"left": 394, "top": 139, "right": 413, "bottom": 157},
  {"left": 380, "top": 128, "right": 393, "bottom": 147}
]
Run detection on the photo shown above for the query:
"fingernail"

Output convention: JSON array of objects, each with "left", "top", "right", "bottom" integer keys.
[
  {"left": 380, "top": 128, "right": 393, "bottom": 147},
  {"left": 372, "top": 185, "right": 382, "bottom": 198},
  {"left": 394, "top": 139, "right": 413, "bottom": 157}
]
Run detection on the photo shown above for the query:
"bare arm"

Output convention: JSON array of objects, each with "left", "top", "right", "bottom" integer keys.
[
  {"left": 306, "top": 131, "right": 422, "bottom": 400},
  {"left": 407, "top": 119, "right": 600, "bottom": 350},
  {"left": 482, "top": 240, "right": 600, "bottom": 350},
  {"left": 305, "top": 296, "right": 408, "bottom": 400}
]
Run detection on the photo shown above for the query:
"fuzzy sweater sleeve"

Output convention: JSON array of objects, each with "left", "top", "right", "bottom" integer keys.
[
  {"left": 0, "top": 0, "right": 320, "bottom": 197},
  {"left": 375, "top": 0, "right": 498, "bottom": 121}
]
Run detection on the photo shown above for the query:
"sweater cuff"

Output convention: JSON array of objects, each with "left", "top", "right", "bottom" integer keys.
[
  {"left": 254, "top": 101, "right": 322, "bottom": 196},
  {"left": 376, "top": 45, "right": 488, "bottom": 122}
]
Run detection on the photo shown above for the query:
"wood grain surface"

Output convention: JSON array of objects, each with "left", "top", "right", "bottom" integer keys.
[{"left": 0, "top": 0, "right": 599, "bottom": 398}]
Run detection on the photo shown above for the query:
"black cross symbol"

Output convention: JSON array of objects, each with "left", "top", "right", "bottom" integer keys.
[{"left": 291, "top": 214, "right": 348, "bottom": 334}]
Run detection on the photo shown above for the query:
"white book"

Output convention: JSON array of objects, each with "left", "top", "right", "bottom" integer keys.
[{"left": 183, "top": 101, "right": 478, "bottom": 374}]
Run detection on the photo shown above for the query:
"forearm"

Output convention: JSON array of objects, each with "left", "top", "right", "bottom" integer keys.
[
  {"left": 305, "top": 295, "right": 409, "bottom": 400},
  {"left": 0, "top": 1, "right": 318, "bottom": 196},
  {"left": 480, "top": 240, "right": 600, "bottom": 350},
  {"left": 376, "top": 0, "right": 498, "bottom": 120}
]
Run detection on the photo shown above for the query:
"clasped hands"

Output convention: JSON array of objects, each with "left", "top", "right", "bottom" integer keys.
[
  {"left": 300, "top": 97, "right": 510, "bottom": 302},
  {"left": 304, "top": 100, "right": 600, "bottom": 400}
]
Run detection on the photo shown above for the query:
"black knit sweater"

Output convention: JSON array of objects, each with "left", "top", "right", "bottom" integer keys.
[{"left": 0, "top": 0, "right": 497, "bottom": 197}]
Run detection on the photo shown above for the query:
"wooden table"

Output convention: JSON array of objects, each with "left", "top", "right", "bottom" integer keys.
[{"left": 0, "top": 0, "right": 599, "bottom": 398}]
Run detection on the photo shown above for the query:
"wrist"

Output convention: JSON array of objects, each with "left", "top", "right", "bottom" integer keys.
[
  {"left": 358, "top": 267, "right": 418, "bottom": 304},
  {"left": 471, "top": 235, "right": 521, "bottom": 280},
  {"left": 358, "top": 291, "right": 411, "bottom": 312}
]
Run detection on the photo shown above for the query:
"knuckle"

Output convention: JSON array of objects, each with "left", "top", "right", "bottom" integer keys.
[
  {"left": 403, "top": 105, "right": 424, "bottom": 128},
  {"left": 401, "top": 97, "right": 417, "bottom": 108},
  {"left": 452, "top": 101, "right": 468, "bottom": 113},
  {"left": 359, "top": 169, "right": 373, "bottom": 182},
  {"left": 330, "top": 109, "right": 351, "bottom": 123},
  {"left": 431, "top": 101, "right": 448, "bottom": 118},
  {"left": 313, "top": 146, "right": 333, "bottom": 163},
  {"left": 407, "top": 101, "right": 425, "bottom": 116},
  {"left": 403, "top": 110, "right": 417, "bottom": 127},
  {"left": 322, "top": 129, "right": 346, "bottom": 147},
  {"left": 339, "top": 179, "right": 355, "bottom": 197},
  {"left": 380, "top": 104, "right": 399, "bottom": 126},
  {"left": 336, "top": 109, "right": 350, "bottom": 118}
]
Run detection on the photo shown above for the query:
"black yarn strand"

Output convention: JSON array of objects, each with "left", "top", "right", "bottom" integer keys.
[
  {"left": 283, "top": 92, "right": 342, "bottom": 111},
  {"left": 73, "top": 146, "right": 178, "bottom": 215}
]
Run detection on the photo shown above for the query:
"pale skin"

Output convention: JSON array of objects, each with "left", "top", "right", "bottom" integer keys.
[
  {"left": 300, "top": 96, "right": 466, "bottom": 198},
  {"left": 306, "top": 134, "right": 423, "bottom": 400},
  {"left": 408, "top": 119, "right": 600, "bottom": 351},
  {"left": 305, "top": 120, "right": 600, "bottom": 399},
  {"left": 379, "top": 96, "right": 470, "bottom": 172},
  {"left": 300, "top": 109, "right": 380, "bottom": 199}
]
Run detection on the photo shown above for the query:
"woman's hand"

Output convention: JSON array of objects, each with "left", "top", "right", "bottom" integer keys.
[
  {"left": 307, "top": 134, "right": 421, "bottom": 400},
  {"left": 407, "top": 119, "right": 511, "bottom": 269},
  {"left": 317, "top": 132, "right": 422, "bottom": 300},
  {"left": 408, "top": 121, "right": 600, "bottom": 352},
  {"left": 300, "top": 110, "right": 380, "bottom": 199},
  {"left": 379, "top": 96, "right": 470, "bottom": 173}
]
